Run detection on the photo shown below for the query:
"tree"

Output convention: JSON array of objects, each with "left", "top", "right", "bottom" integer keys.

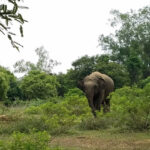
[
  {"left": 138, "top": 76, "right": 150, "bottom": 88},
  {"left": 7, "top": 76, "right": 23, "bottom": 101},
  {"left": 94, "top": 56, "right": 130, "bottom": 88},
  {"left": 58, "top": 54, "right": 130, "bottom": 96},
  {"left": 126, "top": 52, "right": 142, "bottom": 84},
  {"left": 0, "top": 72, "right": 9, "bottom": 100},
  {"left": 0, "top": 66, "right": 21, "bottom": 101},
  {"left": 55, "top": 73, "right": 67, "bottom": 96},
  {"left": 0, "top": 0, "right": 27, "bottom": 50},
  {"left": 56, "top": 70, "right": 78, "bottom": 96},
  {"left": 20, "top": 70, "right": 59, "bottom": 100},
  {"left": 71, "top": 55, "right": 97, "bottom": 81},
  {"left": 73, "top": 54, "right": 130, "bottom": 88},
  {"left": 99, "top": 6, "right": 150, "bottom": 83},
  {"left": 14, "top": 46, "right": 59, "bottom": 74}
]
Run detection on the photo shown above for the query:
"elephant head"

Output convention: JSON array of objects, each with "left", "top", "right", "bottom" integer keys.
[{"left": 78, "top": 71, "right": 114, "bottom": 117}]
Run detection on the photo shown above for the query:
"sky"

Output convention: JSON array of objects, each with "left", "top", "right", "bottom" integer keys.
[{"left": 0, "top": 0, "right": 150, "bottom": 75}]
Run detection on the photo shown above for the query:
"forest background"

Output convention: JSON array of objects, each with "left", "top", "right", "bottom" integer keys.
[{"left": 0, "top": 1, "right": 150, "bottom": 150}]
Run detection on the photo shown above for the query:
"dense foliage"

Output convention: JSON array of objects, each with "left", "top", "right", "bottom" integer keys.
[
  {"left": 0, "top": 130, "right": 63, "bottom": 150},
  {"left": 0, "top": 66, "right": 20, "bottom": 101},
  {"left": 56, "top": 54, "right": 130, "bottom": 96},
  {"left": 110, "top": 85, "right": 150, "bottom": 130},
  {"left": 0, "top": 71, "right": 9, "bottom": 100},
  {"left": 99, "top": 6, "right": 150, "bottom": 84},
  {"left": 20, "top": 70, "right": 59, "bottom": 100}
]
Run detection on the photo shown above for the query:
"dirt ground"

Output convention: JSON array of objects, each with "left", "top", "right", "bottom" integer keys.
[{"left": 50, "top": 130, "right": 150, "bottom": 150}]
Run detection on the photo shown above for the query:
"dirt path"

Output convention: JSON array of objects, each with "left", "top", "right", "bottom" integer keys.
[{"left": 50, "top": 131, "right": 150, "bottom": 150}]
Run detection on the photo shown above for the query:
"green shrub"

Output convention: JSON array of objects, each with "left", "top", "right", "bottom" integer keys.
[
  {"left": 11, "top": 99, "right": 28, "bottom": 106},
  {"left": 9, "top": 131, "right": 50, "bottom": 150},
  {"left": 0, "top": 103, "right": 8, "bottom": 114},
  {"left": 64, "top": 88, "right": 91, "bottom": 117},
  {"left": 64, "top": 88, "right": 84, "bottom": 97},
  {"left": 23, "top": 90, "right": 92, "bottom": 134},
  {"left": 79, "top": 112, "right": 114, "bottom": 130},
  {"left": 0, "top": 66, "right": 22, "bottom": 102},
  {"left": 20, "top": 70, "right": 59, "bottom": 100},
  {"left": 43, "top": 114, "right": 76, "bottom": 135},
  {"left": 25, "top": 106, "right": 41, "bottom": 114},
  {"left": 3, "top": 99, "right": 12, "bottom": 106},
  {"left": 0, "top": 72, "right": 9, "bottom": 101},
  {"left": 0, "top": 131, "right": 63, "bottom": 150},
  {"left": 111, "top": 86, "right": 150, "bottom": 130},
  {"left": 0, "top": 115, "right": 48, "bottom": 134},
  {"left": 41, "top": 102, "right": 70, "bottom": 116},
  {"left": 64, "top": 96, "right": 90, "bottom": 116},
  {"left": 40, "top": 102, "right": 77, "bottom": 135},
  {"left": 138, "top": 76, "right": 150, "bottom": 88}
]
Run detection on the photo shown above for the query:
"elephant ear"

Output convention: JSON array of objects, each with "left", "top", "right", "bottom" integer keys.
[
  {"left": 96, "top": 75, "right": 106, "bottom": 89},
  {"left": 77, "top": 80, "right": 84, "bottom": 91}
]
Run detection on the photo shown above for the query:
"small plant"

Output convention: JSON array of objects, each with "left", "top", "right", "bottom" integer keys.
[
  {"left": 79, "top": 112, "right": 113, "bottom": 130},
  {"left": 25, "top": 106, "right": 41, "bottom": 114},
  {"left": 0, "top": 115, "right": 47, "bottom": 134},
  {"left": 0, "top": 130, "right": 64, "bottom": 150},
  {"left": 10, "top": 131, "right": 50, "bottom": 150}
]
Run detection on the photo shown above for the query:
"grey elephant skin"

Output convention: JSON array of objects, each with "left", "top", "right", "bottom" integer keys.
[{"left": 78, "top": 72, "right": 114, "bottom": 117}]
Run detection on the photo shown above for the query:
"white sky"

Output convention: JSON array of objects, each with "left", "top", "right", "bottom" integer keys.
[{"left": 0, "top": 0, "right": 150, "bottom": 74}]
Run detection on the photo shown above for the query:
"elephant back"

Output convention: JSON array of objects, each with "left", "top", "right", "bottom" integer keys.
[
  {"left": 87, "top": 72, "right": 114, "bottom": 92},
  {"left": 100, "top": 73, "right": 114, "bottom": 92}
]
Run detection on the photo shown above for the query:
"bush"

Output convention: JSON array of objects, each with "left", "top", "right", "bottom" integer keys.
[
  {"left": 24, "top": 91, "right": 91, "bottom": 135},
  {"left": 64, "top": 88, "right": 84, "bottom": 97},
  {"left": 138, "top": 76, "right": 150, "bottom": 88},
  {"left": 79, "top": 86, "right": 150, "bottom": 131},
  {"left": 9, "top": 131, "right": 50, "bottom": 150},
  {"left": 40, "top": 102, "right": 77, "bottom": 135},
  {"left": 0, "top": 116, "right": 47, "bottom": 134},
  {"left": 0, "top": 72, "right": 9, "bottom": 101},
  {"left": 64, "top": 93, "right": 91, "bottom": 117},
  {"left": 25, "top": 106, "right": 41, "bottom": 114},
  {"left": 110, "top": 86, "right": 150, "bottom": 130},
  {"left": 79, "top": 113, "right": 114, "bottom": 130},
  {"left": 20, "top": 70, "right": 59, "bottom": 100},
  {"left": 0, "top": 131, "right": 63, "bottom": 150},
  {"left": 3, "top": 99, "right": 12, "bottom": 106},
  {"left": 0, "top": 66, "right": 22, "bottom": 102}
]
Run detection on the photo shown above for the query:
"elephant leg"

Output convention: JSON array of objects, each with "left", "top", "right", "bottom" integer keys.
[
  {"left": 105, "top": 98, "right": 110, "bottom": 112},
  {"left": 97, "top": 89, "right": 105, "bottom": 112},
  {"left": 103, "top": 98, "right": 110, "bottom": 113},
  {"left": 93, "top": 96, "right": 100, "bottom": 111},
  {"left": 90, "top": 103, "right": 97, "bottom": 117},
  {"left": 94, "top": 97, "right": 101, "bottom": 111},
  {"left": 87, "top": 97, "right": 97, "bottom": 117},
  {"left": 103, "top": 101, "right": 107, "bottom": 113}
]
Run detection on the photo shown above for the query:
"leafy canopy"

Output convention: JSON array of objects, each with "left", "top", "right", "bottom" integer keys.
[
  {"left": 0, "top": 66, "right": 19, "bottom": 101},
  {"left": 99, "top": 6, "right": 150, "bottom": 83},
  {"left": 20, "top": 70, "right": 59, "bottom": 100}
]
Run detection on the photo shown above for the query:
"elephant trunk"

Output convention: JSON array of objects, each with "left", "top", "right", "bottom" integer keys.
[{"left": 85, "top": 89, "right": 97, "bottom": 117}]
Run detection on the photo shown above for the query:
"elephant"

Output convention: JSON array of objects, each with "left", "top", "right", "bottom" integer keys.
[{"left": 78, "top": 71, "right": 114, "bottom": 117}]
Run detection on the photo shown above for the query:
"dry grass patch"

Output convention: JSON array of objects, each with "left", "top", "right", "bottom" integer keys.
[{"left": 50, "top": 130, "right": 150, "bottom": 150}]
